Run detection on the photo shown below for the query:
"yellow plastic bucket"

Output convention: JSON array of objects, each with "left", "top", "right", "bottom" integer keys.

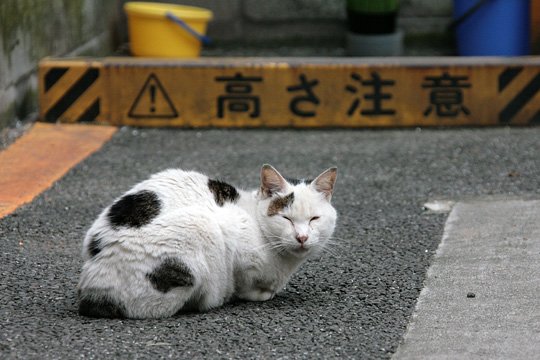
[{"left": 124, "top": 2, "right": 213, "bottom": 58}]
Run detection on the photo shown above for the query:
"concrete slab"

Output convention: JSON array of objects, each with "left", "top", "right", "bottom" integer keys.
[{"left": 394, "top": 200, "right": 540, "bottom": 359}]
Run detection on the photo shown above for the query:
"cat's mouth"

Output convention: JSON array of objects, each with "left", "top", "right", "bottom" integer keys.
[{"left": 290, "top": 245, "right": 310, "bottom": 256}]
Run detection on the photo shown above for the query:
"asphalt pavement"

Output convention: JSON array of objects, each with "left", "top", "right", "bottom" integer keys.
[{"left": 1, "top": 126, "right": 539, "bottom": 359}]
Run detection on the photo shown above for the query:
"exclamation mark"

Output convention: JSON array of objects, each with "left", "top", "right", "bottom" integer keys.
[{"left": 149, "top": 84, "right": 156, "bottom": 113}]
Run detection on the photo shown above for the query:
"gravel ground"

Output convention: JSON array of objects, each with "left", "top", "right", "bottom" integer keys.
[{"left": 1, "top": 127, "right": 539, "bottom": 359}]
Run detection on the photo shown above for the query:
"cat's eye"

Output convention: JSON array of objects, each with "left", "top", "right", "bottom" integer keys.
[
  {"left": 310, "top": 216, "right": 320, "bottom": 222},
  {"left": 282, "top": 216, "right": 293, "bottom": 223}
]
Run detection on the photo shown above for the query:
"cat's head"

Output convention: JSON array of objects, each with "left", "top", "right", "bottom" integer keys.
[{"left": 257, "top": 164, "right": 337, "bottom": 259}]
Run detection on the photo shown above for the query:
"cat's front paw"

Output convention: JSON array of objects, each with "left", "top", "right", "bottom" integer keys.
[{"left": 239, "top": 289, "right": 275, "bottom": 302}]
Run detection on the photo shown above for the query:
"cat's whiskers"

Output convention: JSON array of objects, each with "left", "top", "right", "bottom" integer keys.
[
  {"left": 318, "top": 244, "right": 341, "bottom": 258},
  {"left": 262, "top": 233, "right": 294, "bottom": 244},
  {"left": 326, "top": 236, "right": 348, "bottom": 247},
  {"left": 327, "top": 236, "right": 347, "bottom": 241},
  {"left": 268, "top": 238, "right": 298, "bottom": 253},
  {"left": 314, "top": 237, "right": 347, "bottom": 258},
  {"left": 251, "top": 239, "right": 288, "bottom": 254}
]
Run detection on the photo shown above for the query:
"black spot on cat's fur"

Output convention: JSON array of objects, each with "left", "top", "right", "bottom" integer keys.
[
  {"left": 285, "top": 177, "right": 312, "bottom": 185},
  {"left": 88, "top": 235, "right": 102, "bottom": 257},
  {"left": 267, "top": 192, "right": 295, "bottom": 216},
  {"left": 78, "top": 289, "right": 126, "bottom": 319},
  {"left": 108, "top": 190, "right": 161, "bottom": 228},
  {"left": 147, "top": 258, "right": 194, "bottom": 293},
  {"left": 208, "top": 179, "right": 239, "bottom": 206}
]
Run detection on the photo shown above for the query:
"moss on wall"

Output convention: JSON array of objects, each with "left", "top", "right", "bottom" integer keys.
[
  {"left": 0, "top": 0, "right": 114, "bottom": 63},
  {"left": 0, "top": 0, "right": 116, "bottom": 137}
]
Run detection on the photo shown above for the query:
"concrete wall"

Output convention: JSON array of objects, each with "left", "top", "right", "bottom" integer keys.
[
  {"left": 116, "top": 0, "right": 453, "bottom": 43},
  {"left": 0, "top": 0, "right": 118, "bottom": 146}
]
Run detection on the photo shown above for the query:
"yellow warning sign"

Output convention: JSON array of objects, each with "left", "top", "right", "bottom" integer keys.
[
  {"left": 39, "top": 57, "right": 540, "bottom": 127},
  {"left": 128, "top": 74, "right": 178, "bottom": 119},
  {"left": 39, "top": 60, "right": 105, "bottom": 124}
]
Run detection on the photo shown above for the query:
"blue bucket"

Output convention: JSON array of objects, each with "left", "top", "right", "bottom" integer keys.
[{"left": 453, "top": 0, "right": 530, "bottom": 56}]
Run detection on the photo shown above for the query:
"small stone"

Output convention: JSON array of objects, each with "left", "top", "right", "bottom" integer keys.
[
  {"left": 466, "top": 292, "right": 476, "bottom": 298},
  {"left": 507, "top": 171, "right": 520, "bottom": 177}
]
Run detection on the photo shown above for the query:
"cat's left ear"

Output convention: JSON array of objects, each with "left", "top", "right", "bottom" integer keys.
[{"left": 311, "top": 167, "right": 337, "bottom": 201}]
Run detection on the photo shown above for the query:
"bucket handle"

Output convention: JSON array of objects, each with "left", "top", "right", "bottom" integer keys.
[{"left": 165, "top": 12, "right": 211, "bottom": 46}]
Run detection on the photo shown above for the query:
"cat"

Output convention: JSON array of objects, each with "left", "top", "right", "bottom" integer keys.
[{"left": 77, "top": 164, "right": 338, "bottom": 319}]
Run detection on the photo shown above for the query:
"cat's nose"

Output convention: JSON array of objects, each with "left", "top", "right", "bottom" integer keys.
[{"left": 296, "top": 234, "right": 308, "bottom": 244}]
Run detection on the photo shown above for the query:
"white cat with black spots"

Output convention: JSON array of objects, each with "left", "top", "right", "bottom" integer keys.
[{"left": 77, "top": 164, "right": 338, "bottom": 319}]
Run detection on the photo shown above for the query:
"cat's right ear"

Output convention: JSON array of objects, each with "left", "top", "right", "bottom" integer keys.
[
  {"left": 311, "top": 167, "right": 337, "bottom": 201},
  {"left": 260, "top": 164, "right": 287, "bottom": 198}
]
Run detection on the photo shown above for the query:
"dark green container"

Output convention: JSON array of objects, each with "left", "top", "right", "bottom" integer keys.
[{"left": 346, "top": 0, "right": 399, "bottom": 34}]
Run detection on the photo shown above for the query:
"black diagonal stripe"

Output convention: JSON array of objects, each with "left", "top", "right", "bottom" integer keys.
[
  {"left": 499, "top": 72, "right": 540, "bottom": 124},
  {"left": 45, "top": 67, "right": 69, "bottom": 92},
  {"left": 528, "top": 110, "right": 540, "bottom": 125},
  {"left": 499, "top": 67, "right": 523, "bottom": 92},
  {"left": 44, "top": 68, "right": 99, "bottom": 122},
  {"left": 76, "top": 99, "right": 100, "bottom": 123}
]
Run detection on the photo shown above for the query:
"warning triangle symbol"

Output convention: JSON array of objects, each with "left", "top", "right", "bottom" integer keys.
[{"left": 128, "top": 74, "right": 178, "bottom": 118}]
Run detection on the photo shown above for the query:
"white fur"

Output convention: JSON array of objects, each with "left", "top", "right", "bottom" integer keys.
[{"left": 77, "top": 166, "right": 337, "bottom": 319}]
